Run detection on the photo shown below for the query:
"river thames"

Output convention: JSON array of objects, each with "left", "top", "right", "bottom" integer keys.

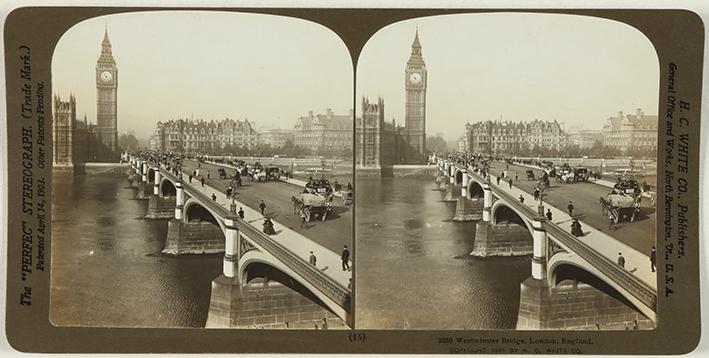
[
  {"left": 50, "top": 174, "right": 221, "bottom": 327},
  {"left": 355, "top": 176, "right": 530, "bottom": 330}
]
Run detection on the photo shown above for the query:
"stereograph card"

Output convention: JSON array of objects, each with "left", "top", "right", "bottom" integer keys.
[{"left": 1, "top": 3, "right": 705, "bottom": 355}]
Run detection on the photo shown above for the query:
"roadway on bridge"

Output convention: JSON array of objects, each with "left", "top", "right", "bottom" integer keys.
[
  {"left": 181, "top": 160, "right": 353, "bottom": 257},
  {"left": 486, "top": 161, "right": 656, "bottom": 256}
]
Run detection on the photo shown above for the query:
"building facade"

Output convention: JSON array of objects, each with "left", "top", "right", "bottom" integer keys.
[
  {"left": 356, "top": 97, "right": 404, "bottom": 166},
  {"left": 95, "top": 27, "right": 119, "bottom": 162},
  {"left": 293, "top": 108, "right": 353, "bottom": 153},
  {"left": 153, "top": 118, "right": 258, "bottom": 152},
  {"left": 53, "top": 94, "right": 99, "bottom": 166},
  {"left": 404, "top": 29, "right": 427, "bottom": 156},
  {"left": 602, "top": 109, "right": 658, "bottom": 153},
  {"left": 465, "top": 119, "right": 568, "bottom": 154}
]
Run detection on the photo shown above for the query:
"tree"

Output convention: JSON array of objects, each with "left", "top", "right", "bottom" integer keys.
[
  {"left": 118, "top": 133, "right": 139, "bottom": 152},
  {"left": 427, "top": 134, "right": 450, "bottom": 154}
]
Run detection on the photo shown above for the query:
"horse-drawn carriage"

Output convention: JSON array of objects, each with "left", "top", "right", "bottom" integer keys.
[
  {"left": 555, "top": 165, "right": 589, "bottom": 184},
  {"left": 292, "top": 179, "right": 334, "bottom": 222},
  {"left": 526, "top": 169, "right": 536, "bottom": 181},
  {"left": 265, "top": 166, "right": 282, "bottom": 181},
  {"left": 600, "top": 192, "right": 641, "bottom": 223}
]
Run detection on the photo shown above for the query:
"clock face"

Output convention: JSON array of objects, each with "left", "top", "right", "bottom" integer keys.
[
  {"left": 100, "top": 71, "right": 113, "bottom": 82},
  {"left": 409, "top": 72, "right": 422, "bottom": 84}
]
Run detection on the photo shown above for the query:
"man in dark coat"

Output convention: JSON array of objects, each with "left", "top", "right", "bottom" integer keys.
[{"left": 341, "top": 245, "right": 350, "bottom": 271}]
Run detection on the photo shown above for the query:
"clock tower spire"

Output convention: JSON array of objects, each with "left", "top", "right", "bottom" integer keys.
[
  {"left": 96, "top": 25, "right": 118, "bottom": 161},
  {"left": 404, "top": 28, "right": 427, "bottom": 160}
]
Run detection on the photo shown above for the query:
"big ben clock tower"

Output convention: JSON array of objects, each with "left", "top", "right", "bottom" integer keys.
[
  {"left": 404, "top": 29, "right": 427, "bottom": 159},
  {"left": 96, "top": 27, "right": 118, "bottom": 161}
]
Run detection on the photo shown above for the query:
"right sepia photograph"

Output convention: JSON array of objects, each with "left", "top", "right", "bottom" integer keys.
[{"left": 354, "top": 13, "right": 659, "bottom": 330}]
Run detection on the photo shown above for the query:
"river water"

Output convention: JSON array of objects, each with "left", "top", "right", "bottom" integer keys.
[
  {"left": 50, "top": 174, "right": 222, "bottom": 328},
  {"left": 355, "top": 177, "right": 531, "bottom": 330}
]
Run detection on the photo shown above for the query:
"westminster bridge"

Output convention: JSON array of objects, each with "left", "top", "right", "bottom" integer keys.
[
  {"left": 435, "top": 155, "right": 657, "bottom": 330},
  {"left": 128, "top": 155, "right": 352, "bottom": 328}
]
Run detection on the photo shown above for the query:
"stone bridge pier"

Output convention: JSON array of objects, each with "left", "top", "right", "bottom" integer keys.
[
  {"left": 134, "top": 160, "right": 152, "bottom": 200},
  {"left": 162, "top": 179, "right": 225, "bottom": 255}
]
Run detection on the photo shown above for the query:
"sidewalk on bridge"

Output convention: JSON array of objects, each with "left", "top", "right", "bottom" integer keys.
[
  {"left": 186, "top": 175, "right": 352, "bottom": 289},
  {"left": 485, "top": 171, "right": 657, "bottom": 289},
  {"left": 510, "top": 162, "right": 654, "bottom": 199}
]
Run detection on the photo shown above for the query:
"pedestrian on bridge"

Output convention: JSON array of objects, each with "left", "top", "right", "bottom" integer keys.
[
  {"left": 533, "top": 187, "right": 540, "bottom": 201},
  {"left": 650, "top": 246, "right": 656, "bottom": 272},
  {"left": 259, "top": 200, "right": 267, "bottom": 216},
  {"left": 201, "top": 177, "right": 205, "bottom": 187},
  {"left": 207, "top": 170, "right": 211, "bottom": 179},
  {"left": 211, "top": 193, "right": 217, "bottom": 201},
  {"left": 515, "top": 172, "right": 518, "bottom": 181},
  {"left": 188, "top": 174, "right": 193, "bottom": 183},
  {"left": 608, "top": 211, "right": 616, "bottom": 231},
  {"left": 546, "top": 209, "right": 552, "bottom": 221},
  {"left": 238, "top": 207, "right": 245, "bottom": 219},
  {"left": 567, "top": 201, "right": 575, "bottom": 217},
  {"left": 496, "top": 176, "right": 501, "bottom": 185},
  {"left": 309, "top": 251, "right": 317, "bottom": 266},
  {"left": 508, "top": 178, "right": 513, "bottom": 189},
  {"left": 617, "top": 253, "right": 626, "bottom": 268},
  {"left": 341, "top": 245, "right": 350, "bottom": 271},
  {"left": 519, "top": 195, "right": 525, "bottom": 203}
]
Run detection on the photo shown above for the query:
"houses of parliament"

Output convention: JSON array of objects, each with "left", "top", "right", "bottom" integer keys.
[
  {"left": 356, "top": 30, "right": 428, "bottom": 167},
  {"left": 53, "top": 27, "right": 119, "bottom": 169}
]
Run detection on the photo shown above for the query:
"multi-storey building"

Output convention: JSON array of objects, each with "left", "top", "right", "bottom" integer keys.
[
  {"left": 293, "top": 108, "right": 353, "bottom": 153},
  {"left": 356, "top": 97, "right": 404, "bottom": 166},
  {"left": 602, "top": 109, "right": 658, "bottom": 153},
  {"left": 53, "top": 94, "right": 99, "bottom": 168},
  {"left": 153, "top": 118, "right": 258, "bottom": 152},
  {"left": 465, "top": 119, "right": 568, "bottom": 154}
]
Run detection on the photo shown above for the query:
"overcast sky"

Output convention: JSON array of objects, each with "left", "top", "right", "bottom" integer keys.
[
  {"left": 357, "top": 13, "right": 660, "bottom": 141},
  {"left": 52, "top": 11, "right": 353, "bottom": 139}
]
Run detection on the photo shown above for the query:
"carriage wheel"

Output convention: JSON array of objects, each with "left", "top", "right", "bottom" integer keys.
[
  {"left": 612, "top": 209, "right": 620, "bottom": 223},
  {"left": 304, "top": 208, "right": 311, "bottom": 222},
  {"left": 322, "top": 211, "right": 328, "bottom": 221}
]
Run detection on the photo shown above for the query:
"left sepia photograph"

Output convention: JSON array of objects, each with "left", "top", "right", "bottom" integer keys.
[{"left": 50, "top": 11, "right": 353, "bottom": 329}]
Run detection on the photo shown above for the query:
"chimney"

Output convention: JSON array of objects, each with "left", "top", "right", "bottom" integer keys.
[
  {"left": 618, "top": 110, "right": 623, "bottom": 119},
  {"left": 308, "top": 110, "right": 314, "bottom": 118}
]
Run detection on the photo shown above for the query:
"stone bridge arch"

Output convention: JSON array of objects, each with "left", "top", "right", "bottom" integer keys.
[
  {"left": 147, "top": 167, "right": 156, "bottom": 183},
  {"left": 160, "top": 177, "right": 177, "bottom": 197},
  {"left": 183, "top": 197, "right": 227, "bottom": 233},
  {"left": 467, "top": 180, "right": 485, "bottom": 199},
  {"left": 455, "top": 169, "right": 464, "bottom": 185},
  {"left": 490, "top": 200, "right": 534, "bottom": 235},
  {"left": 238, "top": 249, "right": 349, "bottom": 321},
  {"left": 547, "top": 252, "right": 656, "bottom": 321}
]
